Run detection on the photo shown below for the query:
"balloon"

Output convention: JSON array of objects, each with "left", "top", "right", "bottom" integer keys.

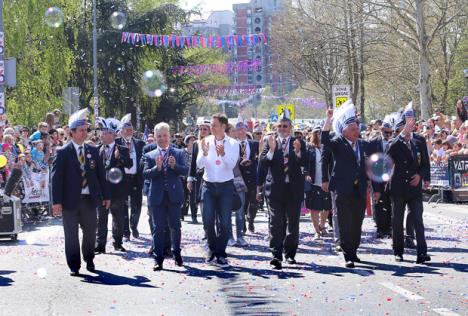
[
  {"left": 107, "top": 168, "right": 123, "bottom": 184},
  {"left": 366, "top": 153, "right": 394, "bottom": 183}
]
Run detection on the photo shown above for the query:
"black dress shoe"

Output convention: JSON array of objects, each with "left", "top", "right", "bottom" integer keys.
[
  {"left": 153, "top": 261, "right": 163, "bottom": 271},
  {"left": 132, "top": 230, "right": 139, "bottom": 239},
  {"left": 405, "top": 237, "right": 416, "bottom": 249},
  {"left": 395, "top": 254, "right": 404, "bottom": 262},
  {"left": 114, "top": 244, "right": 126, "bottom": 252},
  {"left": 86, "top": 261, "right": 95, "bottom": 272},
  {"left": 174, "top": 254, "right": 183, "bottom": 267},
  {"left": 285, "top": 257, "right": 297, "bottom": 264},
  {"left": 345, "top": 261, "right": 355, "bottom": 268},
  {"left": 416, "top": 254, "right": 431, "bottom": 264},
  {"left": 70, "top": 269, "right": 80, "bottom": 277},
  {"left": 270, "top": 258, "right": 282, "bottom": 270},
  {"left": 94, "top": 247, "right": 106, "bottom": 254}
]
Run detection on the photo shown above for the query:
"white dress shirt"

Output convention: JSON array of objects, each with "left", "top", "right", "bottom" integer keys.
[
  {"left": 196, "top": 135, "right": 239, "bottom": 183},
  {"left": 71, "top": 141, "right": 89, "bottom": 194},
  {"left": 314, "top": 147, "right": 323, "bottom": 186}
]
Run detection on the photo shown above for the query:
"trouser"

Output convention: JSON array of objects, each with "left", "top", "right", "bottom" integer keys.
[
  {"left": 62, "top": 196, "right": 97, "bottom": 271},
  {"left": 244, "top": 186, "right": 258, "bottom": 225},
  {"left": 123, "top": 175, "right": 143, "bottom": 236},
  {"left": 182, "top": 179, "right": 198, "bottom": 219},
  {"left": 372, "top": 190, "right": 392, "bottom": 235},
  {"left": 335, "top": 188, "right": 366, "bottom": 262},
  {"left": 391, "top": 195, "right": 427, "bottom": 256},
  {"left": 331, "top": 192, "right": 340, "bottom": 243},
  {"left": 268, "top": 188, "right": 302, "bottom": 260},
  {"left": 201, "top": 180, "right": 234, "bottom": 259},
  {"left": 405, "top": 211, "right": 415, "bottom": 239},
  {"left": 230, "top": 191, "right": 245, "bottom": 240},
  {"left": 96, "top": 198, "right": 126, "bottom": 247},
  {"left": 150, "top": 192, "right": 182, "bottom": 263}
]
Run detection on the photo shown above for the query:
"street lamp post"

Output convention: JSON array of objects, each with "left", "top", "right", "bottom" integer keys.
[{"left": 92, "top": 0, "right": 99, "bottom": 121}]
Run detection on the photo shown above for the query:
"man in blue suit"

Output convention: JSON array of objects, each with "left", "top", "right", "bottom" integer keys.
[
  {"left": 321, "top": 103, "right": 380, "bottom": 268},
  {"left": 51, "top": 109, "right": 109, "bottom": 276},
  {"left": 143, "top": 122, "right": 188, "bottom": 271}
]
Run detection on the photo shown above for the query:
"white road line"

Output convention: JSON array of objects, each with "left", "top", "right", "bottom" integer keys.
[
  {"left": 432, "top": 308, "right": 462, "bottom": 316},
  {"left": 380, "top": 282, "right": 424, "bottom": 300}
]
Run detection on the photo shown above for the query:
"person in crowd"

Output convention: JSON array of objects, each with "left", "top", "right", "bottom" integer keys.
[
  {"left": 321, "top": 102, "right": 378, "bottom": 268},
  {"left": 51, "top": 108, "right": 109, "bottom": 276},
  {"left": 386, "top": 109, "right": 431, "bottom": 264},
  {"left": 117, "top": 114, "right": 146, "bottom": 240},
  {"left": 196, "top": 113, "right": 239, "bottom": 267},
  {"left": 305, "top": 126, "right": 331, "bottom": 240},
  {"left": 259, "top": 112, "right": 306, "bottom": 270},
  {"left": 181, "top": 134, "right": 197, "bottom": 222},
  {"left": 95, "top": 117, "right": 133, "bottom": 254},
  {"left": 29, "top": 122, "right": 49, "bottom": 142},
  {"left": 143, "top": 122, "right": 187, "bottom": 271}
]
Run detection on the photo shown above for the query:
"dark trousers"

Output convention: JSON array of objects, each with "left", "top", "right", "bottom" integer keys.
[
  {"left": 123, "top": 175, "right": 143, "bottom": 236},
  {"left": 182, "top": 179, "right": 198, "bottom": 219},
  {"left": 62, "top": 196, "right": 97, "bottom": 271},
  {"left": 335, "top": 188, "right": 366, "bottom": 262},
  {"left": 150, "top": 192, "right": 182, "bottom": 263},
  {"left": 405, "top": 211, "right": 415, "bottom": 239},
  {"left": 391, "top": 195, "right": 427, "bottom": 256},
  {"left": 96, "top": 198, "right": 126, "bottom": 248},
  {"left": 201, "top": 180, "right": 233, "bottom": 259},
  {"left": 147, "top": 207, "right": 171, "bottom": 252},
  {"left": 268, "top": 187, "right": 302, "bottom": 260},
  {"left": 244, "top": 186, "right": 258, "bottom": 225},
  {"left": 372, "top": 191, "right": 392, "bottom": 235}
]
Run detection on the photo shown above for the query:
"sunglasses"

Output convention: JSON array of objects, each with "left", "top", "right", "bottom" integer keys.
[
  {"left": 383, "top": 131, "right": 393, "bottom": 135},
  {"left": 278, "top": 124, "right": 289, "bottom": 129}
]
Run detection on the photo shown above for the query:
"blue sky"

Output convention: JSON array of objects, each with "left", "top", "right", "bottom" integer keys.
[{"left": 180, "top": 0, "right": 250, "bottom": 18}]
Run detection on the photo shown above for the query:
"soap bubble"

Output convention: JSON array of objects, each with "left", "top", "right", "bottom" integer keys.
[
  {"left": 141, "top": 70, "right": 167, "bottom": 97},
  {"left": 37, "top": 268, "right": 47, "bottom": 279},
  {"left": 107, "top": 168, "right": 123, "bottom": 184},
  {"left": 45, "top": 7, "right": 64, "bottom": 28},
  {"left": 110, "top": 11, "right": 126, "bottom": 30},
  {"left": 366, "top": 153, "right": 394, "bottom": 183}
]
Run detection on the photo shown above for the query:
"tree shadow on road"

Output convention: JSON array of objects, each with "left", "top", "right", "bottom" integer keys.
[
  {"left": 81, "top": 270, "right": 156, "bottom": 287},
  {"left": 0, "top": 270, "right": 15, "bottom": 286}
]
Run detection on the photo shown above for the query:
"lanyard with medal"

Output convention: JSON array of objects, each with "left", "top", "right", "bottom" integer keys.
[
  {"left": 105, "top": 145, "right": 112, "bottom": 168},
  {"left": 214, "top": 138, "right": 225, "bottom": 166}
]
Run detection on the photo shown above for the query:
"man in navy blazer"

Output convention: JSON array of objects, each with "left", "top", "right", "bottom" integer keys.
[
  {"left": 51, "top": 109, "right": 109, "bottom": 276},
  {"left": 321, "top": 107, "right": 380, "bottom": 268},
  {"left": 143, "top": 122, "right": 188, "bottom": 271}
]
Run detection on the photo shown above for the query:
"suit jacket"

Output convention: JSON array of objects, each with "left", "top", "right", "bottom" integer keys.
[
  {"left": 143, "top": 146, "right": 188, "bottom": 206},
  {"left": 239, "top": 139, "right": 259, "bottom": 188},
  {"left": 386, "top": 135, "right": 430, "bottom": 198},
  {"left": 141, "top": 143, "right": 157, "bottom": 196},
  {"left": 321, "top": 146, "right": 334, "bottom": 183},
  {"left": 321, "top": 131, "right": 374, "bottom": 198},
  {"left": 98, "top": 143, "right": 133, "bottom": 199},
  {"left": 116, "top": 137, "right": 145, "bottom": 189},
  {"left": 51, "top": 142, "right": 108, "bottom": 210},
  {"left": 259, "top": 136, "right": 306, "bottom": 201}
]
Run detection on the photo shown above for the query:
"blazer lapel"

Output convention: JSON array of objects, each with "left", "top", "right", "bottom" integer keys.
[
  {"left": 68, "top": 142, "right": 81, "bottom": 171},
  {"left": 341, "top": 136, "right": 357, "bottom": 164}
]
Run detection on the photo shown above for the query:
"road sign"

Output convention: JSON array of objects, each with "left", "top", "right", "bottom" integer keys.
[
  {"left": 332, "top": 85, "right": 351, "bottom": 108},
  {"left": 277, "top": 104, "right": 295, "bottom": 122}
]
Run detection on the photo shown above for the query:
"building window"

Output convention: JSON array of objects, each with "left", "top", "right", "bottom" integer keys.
[
  {"left": 255, "top": 17, "right": 261, "bottom": 24},
  {"left": 256, "top": 75, "right": 262, "bottom": 81},
  {"left": 255, "top": 26, "right": 261, "bottom": 33}
]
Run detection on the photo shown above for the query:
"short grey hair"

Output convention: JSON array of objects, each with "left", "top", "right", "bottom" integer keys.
[{"left": 154, "top": 122, "right": 170, "bottom": 135}]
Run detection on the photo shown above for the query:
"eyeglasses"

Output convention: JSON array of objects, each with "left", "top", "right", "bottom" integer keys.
[{"left": 278, "top": 124, "right": 289, "bottom": 129}]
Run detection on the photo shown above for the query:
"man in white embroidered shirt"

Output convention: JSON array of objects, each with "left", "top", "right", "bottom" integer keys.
[{"left": 197, "top": 113, "right": 239, "bottom": 267}]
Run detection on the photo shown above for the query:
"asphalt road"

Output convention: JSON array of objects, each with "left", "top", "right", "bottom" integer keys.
[{"left": 0, "top": 200, "right": 466, "bottom": 316}]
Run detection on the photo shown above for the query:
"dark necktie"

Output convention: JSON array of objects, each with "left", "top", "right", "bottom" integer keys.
[
  {"left": 241, "top": 141, "right": 246, "bottom": 158},
  {"left": 78, "top": 146, "right": 87, "bottom": 189},
  {"left": 282, "top": 139, "right": 289, "bottom": 175},
  {"left": 161, "top": 149, "right": 168, "bottom": 171}
]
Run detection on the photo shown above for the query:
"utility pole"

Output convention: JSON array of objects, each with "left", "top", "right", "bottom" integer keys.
[
  {"left": 0, "top": 0, "right": 5, "bottom": 117},
  {"left": 92, "top": 0, "right": 99, "bottom": 121}
]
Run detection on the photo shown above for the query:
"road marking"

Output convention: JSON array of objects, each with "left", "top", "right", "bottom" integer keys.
[
  {"left": 432, "top": 308, "right": 462, "bottom": 316},
  {"left": 380, "top": 282, "right": 424, "bottom": 300}
]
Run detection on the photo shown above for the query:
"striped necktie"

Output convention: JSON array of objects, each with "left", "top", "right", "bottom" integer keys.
[
  {"left": 282, "top": 138, "right": 289, "bottom": 175},
  {"left": 78, "top": 146, "right": 87, "bottom": 189}
]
